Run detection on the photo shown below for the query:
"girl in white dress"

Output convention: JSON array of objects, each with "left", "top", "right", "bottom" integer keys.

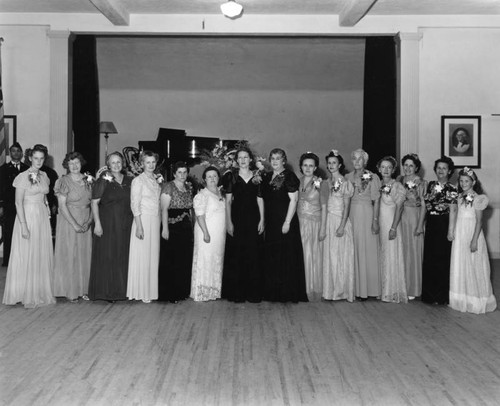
[
  {"left": 449, "top": 167, "right": 497, "bottom": 314},
  {"left": 191, "top": 166, "right": 226, "bottom": 302},
  {"left": 127, "top": 151, "right": 162, "bottom": 303}
]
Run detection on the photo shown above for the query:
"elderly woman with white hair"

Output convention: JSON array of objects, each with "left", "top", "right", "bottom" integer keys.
[{"left": 345, "top": 148, "right": 381, "bottom": 300}]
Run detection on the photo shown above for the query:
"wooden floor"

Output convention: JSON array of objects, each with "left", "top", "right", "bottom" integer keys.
[{"left": 1, "top": 264, "right": 499, "bottom": 406}]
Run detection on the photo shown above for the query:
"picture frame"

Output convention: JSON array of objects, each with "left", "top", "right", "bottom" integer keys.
[
  {"left": 441, "top": 115, "right": 481, "bottom": 168},
  {"left": 4, "top": 115, "right": 17, "bottom": 155}
]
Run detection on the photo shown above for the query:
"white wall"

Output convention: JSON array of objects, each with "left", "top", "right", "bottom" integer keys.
[{"left": 419, "top": 28, "right": 500, "bottom": 257}]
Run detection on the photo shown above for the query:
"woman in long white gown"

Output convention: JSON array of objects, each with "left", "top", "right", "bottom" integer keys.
[{"left": 191, "top": 166, "right": 226, "bottom": 302}]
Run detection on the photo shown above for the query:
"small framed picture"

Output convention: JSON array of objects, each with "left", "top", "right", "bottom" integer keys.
[
  {"left": 4, "top": 115, "right": 17, "bottom": 155},
  {"left": 441, "top": 115, "right": 481, "bottom": 168}
]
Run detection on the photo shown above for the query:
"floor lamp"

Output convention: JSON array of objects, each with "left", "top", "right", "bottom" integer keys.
[{"left": 99, "top": 121, "right": 118, "bottom": 164}]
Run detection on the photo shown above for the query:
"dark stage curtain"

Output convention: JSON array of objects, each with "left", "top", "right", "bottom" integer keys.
[
  {"left": 72, "top": 35, "right": 100, "bottom": 173},
  {"left": 362, "top": 36, "right": 397, "bottom": 173}
]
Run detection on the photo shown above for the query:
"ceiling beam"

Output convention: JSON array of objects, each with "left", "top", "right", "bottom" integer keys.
[
  {"left": 89, "top": 0, "right": 129, "bottom": 26},
  {"left": 339, "top": 0, "right": 379, "bottom": 27}
]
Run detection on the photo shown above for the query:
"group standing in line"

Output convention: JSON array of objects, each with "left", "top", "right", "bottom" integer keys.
[{"left": 1, "top": 143, "right": 497, "bottom": 314}]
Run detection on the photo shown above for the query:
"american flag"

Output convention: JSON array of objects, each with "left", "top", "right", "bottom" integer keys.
[{"left": 0, "top": 38, "right": 5, "bottom": 166}]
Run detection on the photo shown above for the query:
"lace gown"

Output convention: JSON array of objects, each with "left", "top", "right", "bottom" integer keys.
[
  {"left": 52, "top": 175, "right": 93, "bottom": 300},
  {"left": 449, "top": 194, "right": 497, "bottom": 314},
  {"left": 297, "top": 177, "right": 328, "bottom": 301},
  {"left": 191, "top": 188, "right": 226, "bottom": 302},
  {"left": 127, "top": 173, "right": 161, "bottom": 301},
  {"left": 422, "top": 181, "right": 457, "bottom": 304},
  {"left": 322, "top": 177, "right": 355, "bottom": 302},
  {"left": 88, "top": 175, "right": 133, "bottom": 301},
  {"left": 222, "top": 172, "right": 263, "bottom": 303},
  {"left": 398, "top": 176, "right": 427, "bottom": 297},
  {"left": 379, "top": 181, "right": 407, "bottom": 303},
  {"left": 3, "top": 170, "right": 55, "bottom": 308},
  {"left": 345, "top": 170, "right": 381, "bottom": 298},
  {"left": 261, "top": 169, "right": 308, "bottom": 303},
  {"left": 158, "top": 181, "right": 194, "bottom": 302}
]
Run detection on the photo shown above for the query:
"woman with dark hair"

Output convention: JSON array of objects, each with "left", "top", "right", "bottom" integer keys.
[
  {"left": 52, "top": 151, "right": 93, "bottom": 302},
  {"left": 377, "top": 156, "right": 407, "bottom": 303},
  {"left": 421, "top": 156, "right": 457, "bottom": 305},
  {"left": 260, "top": 148, "right": 307, "bottom": 302},
  {"left": 322, "top": 150, "right": 355, "bottom": 302},
  {"left": 397, "top": 153, "right": 427, "bottom": 299},
  {"left": 3, "top": 144, "right": 55, "bottom": 308},
  {"left": 297, "top": 151, "right": 328, "bottom": 301},
  {"left": 88, "top": 151, "right": 133, "bottom": 302},
  {"left": 345, "top": 148, "right": 381, "bottom": 300},
  {"left": 222, "top": 147, "right": 264, "bottom": 303},
  {"left": 449, "top": 167, "right": 496, "bottom": 313},
  {"left": 191, "top": 166, "right": 226, "bottom": 302},
  {"left": 127, "top": 151, "right": 161, "bottom": 303},
  {"left": 158, "top": 161, "right": 194, "bottom": 303}
]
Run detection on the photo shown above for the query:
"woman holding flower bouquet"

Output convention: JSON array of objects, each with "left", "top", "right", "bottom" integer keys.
[
  {"left": 222, "top": 147, "right": 265, "bottom": 303},
  {"left": 377, "top": 157, "right": 407, "bottom": 303},
  {"left": 261, "top": 148, "right": 307, "bottom": 303},
  {"left": 297, "top": 152, "right": 328, "bottom": 301},
  {"left": 322, "top": 150, "right": 355, "bottom": 302},
  {"left": 397, "top": 154, "right": 427, "bottom": 299},
  {"left": 88, "top": 152, "right": 133, "bottom": 302},
  {"left": 421, "top": 156, "right": 457, "bottom": 305},
  {"left": 52, "top": 152, "right": 93, "bottom": 302},
  {"left": 127, "top": 151, "right": 162, "bottom": 303},
  {"left": 346, "top": 148, "right": 381, "bottom": 299},
  {"left": 3, "top": 144, "right": 55, "bottom": 308},
  {"left": 449, "top": 168, "right": 496, "bottom": 314}
]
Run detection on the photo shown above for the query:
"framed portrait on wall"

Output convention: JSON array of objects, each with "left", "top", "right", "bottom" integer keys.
[
  {"left": 441, "top": 115, "right": 481, "bottom": 168},
  {"left": 4, "top": 115, "right": 17, "bottom": 155}
]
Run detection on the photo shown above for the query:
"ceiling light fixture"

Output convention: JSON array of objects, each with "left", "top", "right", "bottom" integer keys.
[{"left": 220, "top": 0, "right": 243, "bottom": 19}]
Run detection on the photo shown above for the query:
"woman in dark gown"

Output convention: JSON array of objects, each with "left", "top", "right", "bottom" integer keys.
[
  {"left": 222, "top": 147, "right": 265, "bottom": 303},
  {"left": 421, "top": 156, "right": 457, "bottom": 305},
  {"left": 260, "top": 148, "right": 308, "bottom": 303},
  {"left": 88, "top": 152, "right": 133, "bottom": 301},
  {"left": 158, "top": 161, "right": 194, "bottom": 302}
]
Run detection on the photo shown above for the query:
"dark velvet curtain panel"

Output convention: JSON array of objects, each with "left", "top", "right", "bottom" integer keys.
[
  {"left": 362, "top": 36, "right": 397, "bottom": 173},
  {"left": 72, "top": 35, "right": 100, "bottom": 173}
]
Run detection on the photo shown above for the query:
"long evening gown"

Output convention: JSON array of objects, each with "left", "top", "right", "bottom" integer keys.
[
  {"left": 191, "top": 188, "right": 226, "bottom": 302},
  {"left": 449, "top": 194, "right": 497, "bottom": 314},
  {"left": 322, "top": 177, "right": 355, "bottom": 302},
  {"left": 345, "top": 170, "right": 381, "bottom": 298},
  {"left": 127, "top": 173, "right": 161, "bottom": 302},
  {"left": 3, "top": 170, "right": 55, "bottom": 308},
  {"left": 222, "top": 171, "right": 263, "bottom": 303},
  {"left": 422, "top": 181, "right": 457, "bottom": 304},
  {"left": 52, "top": 175, "right": 92, "bottom": 300},
  {"left": 261, "top": 169, "right": 308, "bottom": 303},
  {"left": 158, "top": 181, "right": 194, "bottom": 302},
  {"left": 297, "top": 176, "right": 328, "bottom": 302},
  {"left": 398, "top": 175, "right": 426, "bottom": 298},
  {"left": 88, "top": 175, "right": 133, "bottom": 301},
  {"left": 379, "top": 181, "right": 407, "bottom": 303}
]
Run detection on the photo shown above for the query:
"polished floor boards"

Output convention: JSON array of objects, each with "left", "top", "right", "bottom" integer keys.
[{"left": 1, "top": 263, "right": 499, "bottom": 406}]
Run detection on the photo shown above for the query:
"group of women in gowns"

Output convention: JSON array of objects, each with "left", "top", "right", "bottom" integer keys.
[{"left": 2, "top": 144, "right": 497, "bottom": 315}]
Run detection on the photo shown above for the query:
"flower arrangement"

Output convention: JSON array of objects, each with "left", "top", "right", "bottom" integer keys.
[
  {"left": 270, "top": 171, "right": 285, "bottom": 190},
  {"left": 405, "top": 179, "right": 418, "bottom": 190},
  {"left": 200, "top": 144, "right": 238, "bottom": 172},
  {"left": 380, "top": 183, "right": 392, "bottom": 195},
  {"left": 463, "top": 192, "right": 475, "bottom": 207},
  {"left": 83, "top": 172, "right": 95, "bottom": 188},
  {"left": 358, "top": 171, "right": 372, "bottom": 193},
  {"left": 252, "top": 157, "right": 266, "bottom": 185},
  {"left": 102, "top": 172, "right": 114, "bottom": 183},
  {"left": 155, "top": 174, "right": 164, "bottom": 184},
  {"left": 313, "top": 176, "right": 322, "bottom": 190},
  {"left": 433, "top": 183, "right": 443, "bottom": 193},
  {"left": 331, "top": 177, "right": 343, "bottom": 193},
  {"left": 28, "top": 171, "right": 40, "bottom": 185}
]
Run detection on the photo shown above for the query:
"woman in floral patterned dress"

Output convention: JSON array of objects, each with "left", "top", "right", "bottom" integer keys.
[
  {"left": 449, "top": 168, "right": 496, "bottom": 314},
  {"left": 421, "top": 156, "right": 457, "bottom": 305}
]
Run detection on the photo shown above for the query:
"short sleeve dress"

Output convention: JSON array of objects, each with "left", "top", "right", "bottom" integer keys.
[
  {"left": 449, "top": 193, "right": 497, "bottom": 313},
  {"left": 52, "top": 174, "right": 93, "bottom": 300},
  {"left": 2, "top": 170, "right": 55, "bottom": 308},
  {"left": 260, "top": 169, "right": 308, "bottom": 303},
  {"left": 88, "top": 174, "right": 133, "bottom": 301},
  {"left": 322, "top": 177, "right": 355, "bottom": 302},
  {"left": 379, "top": 181, "right": 407, "bottom": 303}
]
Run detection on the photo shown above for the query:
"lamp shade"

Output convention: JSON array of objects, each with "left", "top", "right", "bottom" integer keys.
[
  {"left": 220, "top": 0, "right": 243, "bottom": 18},
  {"left": 99, "top": 121, "right": 118, "bottom": 134}
]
